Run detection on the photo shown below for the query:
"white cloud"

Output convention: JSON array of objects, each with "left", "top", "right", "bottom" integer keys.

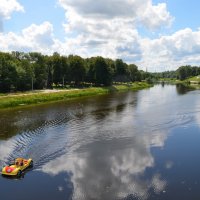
[
  {"left": 57, "top": 0, "right": 173, "bottom": 63},
  {"left": 57, "top": 0, "right": 200, "bottom": 71},
  {"left": 139, "top": 28, "right": 200, "bottom": 71},
  {"left": 1, "top": 0, "right": 200, "bottom": 71},
  {"left": 140, "top": 3, "right": 173, "bottom": 30},
  {"left": 59, "top": 0, "right": 172, "bottom": 29},
  {"left": 40, "top": 131, "right": 167, "bottom": 199},
  {"left": 0, "top": 21, "right": 61, "bottom": 54},
  {"left": 22, "top": 22, "right": 55, "bottom": 48},
  {"left": 0, "top": 0, "right": 24, "bottom": 31},
  {"left": 2, "top": 21, "right": 200, "bottom": 72}
]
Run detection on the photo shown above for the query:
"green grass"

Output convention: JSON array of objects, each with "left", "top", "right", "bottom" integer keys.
[
  {"left": 161, "top": 76, "right": 200, "bottom": 84},
  {"left": 0, "top": 82, "right": 151, "bottom": 110},
  {"left": 172, "top": 76, "right": 200, "bottom": 90},
  {"left": 158, "top": 78, "right": 180, "bottom": 84},
  {"left": 186, "top": 76, "right": 200, "bottom": 83}
]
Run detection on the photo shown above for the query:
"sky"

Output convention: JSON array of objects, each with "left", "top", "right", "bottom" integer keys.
[{"left": 1, "top": 0, "right": 200, "bottom": 72}]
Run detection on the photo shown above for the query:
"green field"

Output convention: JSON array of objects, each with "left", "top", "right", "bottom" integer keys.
[
  {"left": 158, "top": 76, "right": 200, "bottom": 85},
  {"left": 0, "top": 82, "right": 151, "bottom": 110},
  {"left": 186, "top": 76, "right": 200, "bottom": 83}
]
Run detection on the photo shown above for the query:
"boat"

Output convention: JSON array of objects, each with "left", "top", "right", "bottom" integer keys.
[{"left": 1, "top": 158, "right": 33, "bottom": 177}]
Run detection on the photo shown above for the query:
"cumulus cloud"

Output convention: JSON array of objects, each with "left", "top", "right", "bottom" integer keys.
[
  {"left": 2, "top": 0, "right": 200, "bottom": 71},
  {"left": 57, "top": 0, "right": 200, "bottom": 71},
  {"left": 140, "top": 3, "right": 173, "bottom": 30},
  {"left": 57, "top": 0, "right": 173, "bottom": 63},
  {"left": 139, "top": 28, "right": 200, "bottom": 71},
  {"left": 22, "top": 22, "right": 55, "bottom": 48},
  {"left": 0, "top": 0, "right": 24, "bottom": 31},
  {"left": 3, "top": 23, "right": 200, "bottom": 73},
  {"left": 0, "top": 21, "right": 61, "bottom": 54},
  {"left": 59, "top": 0, "right": 172, "bottom": 28}
]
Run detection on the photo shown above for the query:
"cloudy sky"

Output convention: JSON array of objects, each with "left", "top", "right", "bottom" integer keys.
[{"left": 1, "top": 0, "right": 200, "bottom": 71}]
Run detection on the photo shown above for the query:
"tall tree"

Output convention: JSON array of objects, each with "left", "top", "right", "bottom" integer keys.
[
  {"left": 114, "top": 59, "right": 129, "bottom": 82},
  {"left": 128, "top": 64, "right": 139, "bottom": 82},
  {"left": 94, "top": 57, "right": 112, "bottom": 86},
  {"left": 29, "top": 53, "right": 48, "bottom": 89},
  {"left": 68, "top": 55, "right": 86, "bottom": 85},
  {"left": 16, "top": 59, "right": 34, "bottom": 91},
  {"left": 0, "top": 53, "right": 17, "bottom": 92}
]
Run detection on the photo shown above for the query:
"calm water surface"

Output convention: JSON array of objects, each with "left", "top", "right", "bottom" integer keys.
[{"left": 1, "top": 84, "right": 200, "bottom": 200}]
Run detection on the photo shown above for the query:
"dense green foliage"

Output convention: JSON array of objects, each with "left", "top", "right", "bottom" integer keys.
[
  {"left": 0, "top": 51, "right": 144, "bottom": 93},
  {"left": 176, "top": 65, "right": 200, "bottom": 80},
  {"left": 153, "top": 65, "right": 200, "bottom": 81},
  {"left": 2, "top": 51, "right": 199, "bottom": 93}
]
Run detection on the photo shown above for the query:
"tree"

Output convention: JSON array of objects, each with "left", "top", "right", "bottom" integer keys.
[
  {"left": 177, "top": 65, "right": 192, "bottom": 80},
  {"left": 128, "top": 64, "right": 139, "bottom": 82},
  {"left": 16, "top": 59, "right": 34, "bottom": 91},
  {"left": 68, "top": 55, "right": 86, "bottom": 85},
  {"left": 86, "top": 57, "right": 96, "bottom": 83},
  {"left": 94, "top": 57, "right": 112, "bottom": 86},
  {"left": 50, "top": 52, "right": 69, "bottom": 86},
  {"left": 29, "top": 53, "right": 48, "bottom": 89},
  {"left": 60, "top": 56, "right": 69, "bottom": 86},
  {"left": 0, "top": 51, "right": 161, "bottom": 92},
  {"left": 114, "top": 59, "right": 129, "bottom": 82},
  {"left": 0, "top": 53, "right": 17, "bottom": 92}
]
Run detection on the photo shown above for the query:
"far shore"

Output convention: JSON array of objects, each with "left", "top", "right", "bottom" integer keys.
[{"left": 0, "top": 82, "right": 151, "bottom": 110}]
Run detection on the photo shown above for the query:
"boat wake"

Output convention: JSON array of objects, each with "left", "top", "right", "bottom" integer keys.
[{"left": 0, "top": 110, "right": 83, "bottom": 170}]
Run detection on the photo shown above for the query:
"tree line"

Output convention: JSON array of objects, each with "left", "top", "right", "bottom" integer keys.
[
  {"left": 0, "top": 51, "right": 150, "bottom": 93},
  {"left": 153, "top": 65, "right": 200, "bottom": 80}
]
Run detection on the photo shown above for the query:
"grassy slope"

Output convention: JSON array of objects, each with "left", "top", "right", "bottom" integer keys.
[
  {"left": 158, "top": 78, "right": 181, "bottom": 84},
  {"left": 159, "top": 76, "right": 200, "bottom": 83},
  {"left": 159, "top": 77, "right": 200, "bottom": 90},
  {"left": 0, "top": 82, "right": 151, "bottom": 110},
  {"left": 186, "top": 76, "right": 200, "bottom": 83}
]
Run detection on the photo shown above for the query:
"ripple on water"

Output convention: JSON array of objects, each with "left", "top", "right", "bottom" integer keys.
[
  {"left": 2, "top": 111, "right": 80, "bottom": 168},
  {"left": 143, "top": 112, "right": 195, "bottom": 133},
  {"left": 1, "top": 89, "right": 199, "bottom": 174},
  {"left": 2, "top": 105, "right": 109, "bottom": 168}
]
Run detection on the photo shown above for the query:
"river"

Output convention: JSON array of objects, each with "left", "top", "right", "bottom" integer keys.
[{"left": 1, "top": 84, "right": 200, "bottom": 200}]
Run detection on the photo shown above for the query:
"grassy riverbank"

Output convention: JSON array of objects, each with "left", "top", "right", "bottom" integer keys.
[
  {"left": 0, "top": 82, "right": 151, "bottom": 110},
  {"left": 159, "top": 76, "right": 200, "bottom": 84},
  {"left": 158, "top": 77, "right": 200, "bottom": 90},
  {"left": 158, "top": 78, "right": 181, "bottom": 84}
]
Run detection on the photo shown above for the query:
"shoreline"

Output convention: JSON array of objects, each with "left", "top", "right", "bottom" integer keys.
[
  {"left": 0, "top": 82, "right": 152, "bottom": 110},
  {"left": 158, "top": 78, "right": 200, "bottom": 90}
]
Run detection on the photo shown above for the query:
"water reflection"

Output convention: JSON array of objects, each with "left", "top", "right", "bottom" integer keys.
[
  {"left": 41, "top": 135, "right": 167, "bottom": 200},
  {"left": 1, "top": 85, "right": 200, "bottom": 200},
  {"left": 176, "top": 83, "right": 192, "bottom": 95}
]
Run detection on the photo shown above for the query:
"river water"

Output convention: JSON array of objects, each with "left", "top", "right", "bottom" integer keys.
[{"left": 1, "top": 84, "right": 200, "bottom": 200}]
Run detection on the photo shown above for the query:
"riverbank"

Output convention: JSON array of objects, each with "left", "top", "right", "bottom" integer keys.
[
  {"left": 158, "top": 78, "right": 200, "bottom": 91},
  {"left": 0, "top": 82, "right": 151, "bottom": 110}
]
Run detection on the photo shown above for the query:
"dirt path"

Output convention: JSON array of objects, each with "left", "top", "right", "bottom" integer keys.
[{"left": 0, "top": 89, "right": 80, "bottom": 98}]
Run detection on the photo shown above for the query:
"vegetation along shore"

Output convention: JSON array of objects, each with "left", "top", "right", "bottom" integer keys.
[
  {"left": 0, "top": 83, "right": 151, "bottom": 110},
  {"left": 0, "top": 51, "right": 153, "bottom": 109},
  {"left": 1, "top": 51, "right": 200, "bottom": 109}
]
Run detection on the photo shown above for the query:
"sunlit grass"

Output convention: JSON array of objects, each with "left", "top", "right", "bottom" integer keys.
[
  {"left": 187, "top": 76, "right": 200, "bottom": 83},
  {"left": 0, "top": 82, "right": 151, "bottom": 109}
]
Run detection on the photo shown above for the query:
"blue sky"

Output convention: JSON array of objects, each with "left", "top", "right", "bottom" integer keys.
[
  {"left": 155, "top": 0, "right": 200, "bottom": 30},
  {"left": 4, "top": 0, "right": 66, "bottom": 40},
  {"left": 5, "top": 0, "right": 200, "bottom": 37},
  {"left": 1, "top": 0, "right": 200, "bottom": 71}
]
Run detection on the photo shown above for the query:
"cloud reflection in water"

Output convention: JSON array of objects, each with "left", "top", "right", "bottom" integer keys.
[{"left": 41, "top": 130, "right": 167, "bottom": 200}]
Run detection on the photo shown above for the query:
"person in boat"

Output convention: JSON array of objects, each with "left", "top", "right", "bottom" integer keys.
[{"left": 15, "top": 158, "right": 24, "bottom": 166}]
